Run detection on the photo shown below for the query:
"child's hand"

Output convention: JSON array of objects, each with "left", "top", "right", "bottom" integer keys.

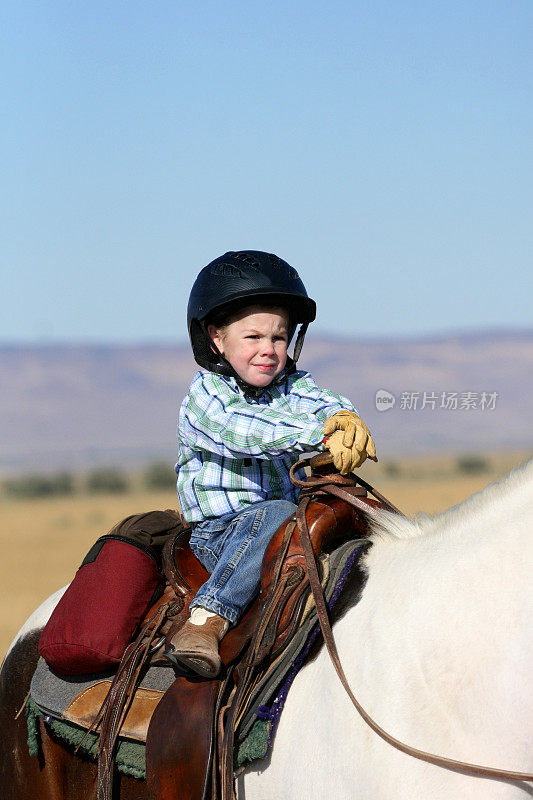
[
  {"left": 323, "top": 430, "right": 360, "bottom": 473},
  {"left": 323, "top": 410, "right": 377, "bottom": 468},
  {"left": 323, "top": 429, "right": 372, "bottom": 474}
]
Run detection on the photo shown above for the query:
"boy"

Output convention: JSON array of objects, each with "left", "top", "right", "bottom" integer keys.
[{"left": 165, "top": 251, "right": 375, "bottom": 677}]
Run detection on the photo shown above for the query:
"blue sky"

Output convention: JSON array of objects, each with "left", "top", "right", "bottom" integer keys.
[{"left": 2, "top": 0, "right": 532, "bottom": 342}]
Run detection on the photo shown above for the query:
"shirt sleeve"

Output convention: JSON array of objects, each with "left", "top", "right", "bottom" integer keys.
[
  {"left": 287, "top": 373, "right": 358, "bottom": 421},
  {"left": 179, "top": 372, "right": 326, "bottom": 459}
]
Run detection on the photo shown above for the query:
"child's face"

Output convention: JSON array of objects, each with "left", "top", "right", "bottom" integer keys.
[{"left": 208, "top": 307, "right": 289, "bottom": 388}]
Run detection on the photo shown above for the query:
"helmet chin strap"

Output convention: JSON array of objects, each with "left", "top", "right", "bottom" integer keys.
[
  {"left": 206, "top": 323, "right": 309, "bottom": 399},
  {"left": 235, "top": 359, "right": 297, "bottom": 400}
]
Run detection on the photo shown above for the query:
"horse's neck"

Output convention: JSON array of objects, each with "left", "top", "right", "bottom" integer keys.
[
  {"left": 243, "top": 466, "right": 533, "bottom": 799},
  {"left": 360, "top": 458, "right": 533, "bottom": 617},
  {"left": 331, "top": 468, "right": 533, "bottom": 758}
]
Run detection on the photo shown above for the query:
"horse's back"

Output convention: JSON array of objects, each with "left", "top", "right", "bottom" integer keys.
[{"left": 3, "top": 586, "right": 67, "bottom": 665}]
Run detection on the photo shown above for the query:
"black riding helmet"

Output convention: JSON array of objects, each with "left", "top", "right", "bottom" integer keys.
[{"left": 187, "top": 250, "right": 316, "bottom": 397}]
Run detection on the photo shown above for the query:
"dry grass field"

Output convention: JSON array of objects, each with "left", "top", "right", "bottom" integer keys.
[{"left": 1, "top": 450, "right": 530, "bottom": 661}]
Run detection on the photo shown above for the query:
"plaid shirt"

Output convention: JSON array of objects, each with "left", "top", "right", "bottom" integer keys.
[{"left": 175, "top": 370, "right": 356, "bottom": 523}]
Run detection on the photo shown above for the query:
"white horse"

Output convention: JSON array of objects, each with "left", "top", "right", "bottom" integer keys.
[
  {"left": 3, "top": 461, "right": 532, "bottom": 799},
  {"left": 242, "top": 459, "right": 533, "bottom": 800}
]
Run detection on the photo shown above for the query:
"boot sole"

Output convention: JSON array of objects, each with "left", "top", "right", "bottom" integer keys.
[{"left": 164, "top": 647, "right": 221, "bottom": 679}]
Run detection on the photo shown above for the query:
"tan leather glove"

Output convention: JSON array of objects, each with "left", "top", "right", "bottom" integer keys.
[
  {"left": 324, "top": 430, "right": 363, "bottom": 474},
  {"left": 323, "top": 410, "right": 377, "bottom": 469}
]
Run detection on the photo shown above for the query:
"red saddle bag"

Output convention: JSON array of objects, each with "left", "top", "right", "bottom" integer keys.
[{"left": 39, "top": 534, "right": 163, "bottom": 675}]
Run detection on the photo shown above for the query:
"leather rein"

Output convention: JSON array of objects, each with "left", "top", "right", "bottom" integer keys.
[{"left": 289, "top": 458, "right": 533, "bottom": 784}]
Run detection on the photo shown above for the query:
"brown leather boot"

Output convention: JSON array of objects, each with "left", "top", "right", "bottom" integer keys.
[{"left": 165, "top": 613, "right": 229, "bottom": 678}]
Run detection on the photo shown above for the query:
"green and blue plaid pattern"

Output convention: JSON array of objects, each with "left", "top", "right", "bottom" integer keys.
[{"left": 175, "top": 370, "right": 356, "bottom": 522}]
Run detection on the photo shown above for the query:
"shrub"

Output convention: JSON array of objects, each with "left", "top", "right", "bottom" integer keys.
[
  {"left": 3, "top": 471, "right": 75, "bottom": 499},
  {"left": 383, "top": 462, "right": 401, "bottom": 478},
  {"left": 86, "top": 468, "right": 129, "bottom": 494},
  {"left": 143, "top": 462, "right": 176, "bottom": 490},
  {"left": 456, "top": 455, "right": 489, "bottom": 475}
]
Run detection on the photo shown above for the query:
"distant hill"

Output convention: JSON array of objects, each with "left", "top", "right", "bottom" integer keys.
[{"left": 1, "top": 330, "right": 532, "bottom": 473}]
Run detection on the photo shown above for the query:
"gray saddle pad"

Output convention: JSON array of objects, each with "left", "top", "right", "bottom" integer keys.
[{"left": 31, "top": 659, "right": 176, "bottom": 720}]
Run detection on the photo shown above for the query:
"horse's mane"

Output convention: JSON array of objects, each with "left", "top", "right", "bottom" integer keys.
[{"left": 367, "top": 457, "right": 533, "bottom": 544}]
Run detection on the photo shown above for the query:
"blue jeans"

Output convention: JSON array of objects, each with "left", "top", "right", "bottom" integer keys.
[{"left": 189, "top": 500, "right": 297, "bottom": 625}]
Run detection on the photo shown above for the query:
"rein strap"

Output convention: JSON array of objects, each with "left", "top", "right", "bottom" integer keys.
[{"left": 293, "top": 485, "right": 533, "bottom": 784}]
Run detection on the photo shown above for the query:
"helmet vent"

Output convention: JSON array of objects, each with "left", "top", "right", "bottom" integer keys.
[
  {"left": 268, "top": 253, "right": 299, "bottom": 280},
  {"left": 211, "top": 263, "right": 244, "bottom": 279},
  {"left": 230, "top": 252, "right": 261, "bottom": 271}
]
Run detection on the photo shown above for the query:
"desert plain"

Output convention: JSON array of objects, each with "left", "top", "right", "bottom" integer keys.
[{"left": 1, "top": 450, "right": 530, "bottom": 661}]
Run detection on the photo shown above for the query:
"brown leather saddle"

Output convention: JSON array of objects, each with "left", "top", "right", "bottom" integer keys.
[{"left": 91, "top": 455, "right": 396, "bottom": 800}]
